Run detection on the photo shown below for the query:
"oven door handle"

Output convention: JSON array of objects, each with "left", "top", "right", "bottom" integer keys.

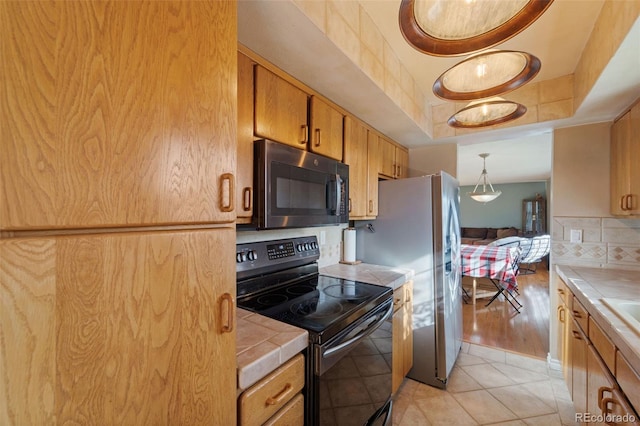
[{"left": 323, "top": 300, "right": 393, "bottom": 358}]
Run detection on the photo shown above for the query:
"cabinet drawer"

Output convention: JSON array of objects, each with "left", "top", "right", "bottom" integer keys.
[
  {"left": 616, "top": 350, "right": 640, "bottom": 415},
  {"left": 588, "top": 317, "right": 616, "bottom": 373},
  {"left": 557, "top": 279, "right": 569, "bottom": 304},
  {"left": 263, "top": 393, "right": 304, "bottom": 426},
  {"left": 571, "top": 295, "right": 589, "bottom": 334},
  {"left": 239, "top": 354, "right": 305, "bottom": 426}
]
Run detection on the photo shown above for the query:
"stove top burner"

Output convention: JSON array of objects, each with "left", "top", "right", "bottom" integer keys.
[
  {"left": 323, "top": 283, "right": 371, "bottom": 301},
  {"left": 290, "top": 297, "right": 343, "bottom": 318}
]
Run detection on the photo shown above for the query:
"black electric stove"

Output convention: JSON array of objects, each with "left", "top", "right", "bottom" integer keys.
[{"left": 236, "top": 236, "right": 392, "bottom": 344}]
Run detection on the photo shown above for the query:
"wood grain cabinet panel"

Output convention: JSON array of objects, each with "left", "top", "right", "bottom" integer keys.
[
  {"left": 237, "top": 51, "right": 255, "bottom": 223},
  {"left": 378, "top": 137, "right": 396, "bottom": 179},
  {"left": 309, "top": 96, "right": 343, "bottom": 161},
  {"left": 0, "top": 1, "right": 237, "bottom": 230},
  {"left": 395, "top": 147, "right": 409, "bottom": 179},
  {"left": 238, "top": 354, "right": 305, "bottom": 426},
  {"left": 616, "top": 350, "right": 640, "bottom": 415},
  {"left": 367, "top": 132, "right": 380, "bottom": 217},
  {"left": 254, "top": 65, "right": 308, "bottom": 149},
  {"left": 570, "top": 317, "right": 588, "bottom": 415},
  {"left": 343, "top": 116, "right": 369, "bottom": 218},
  {"left": 610, "top": 101, "right": 640, "bottom": 216},
  {"left": 1, "top": 229, "right": 236, "bottom": 424},
  {"left": 588, "top": 316, "right": 616, "bottom": 373}
]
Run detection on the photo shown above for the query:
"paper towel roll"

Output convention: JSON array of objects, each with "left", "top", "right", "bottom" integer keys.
[{"left": 343, "top": 228, "right": 356, "bottom": 263}]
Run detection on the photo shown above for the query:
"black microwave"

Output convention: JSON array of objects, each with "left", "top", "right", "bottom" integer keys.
[{"left": 254, "top": 139, "right": 349, "bottom": 230}]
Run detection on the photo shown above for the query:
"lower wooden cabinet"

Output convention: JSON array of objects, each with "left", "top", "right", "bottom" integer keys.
[
  {"left": 392, "top": 281, "right": 413, "bottom": 394},
  {"left": 559, "top": 277, "right": 640, "bottom": 424},
  {"left": 1, "top": 228, "right": 237, "bottom": 424},
  {"left": 238, "top": 354, "right": 305, "bottom": 426}
]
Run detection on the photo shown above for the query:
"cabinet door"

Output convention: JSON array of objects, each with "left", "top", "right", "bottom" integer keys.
[
  {"left": 403, "top": 281, "right": 414, "bottom": 377},
  {"left": 344, "top": 116, "right": 369, "bottom": 218},
  {"left": 628, "top": 102, "right": 640, "bottom": 214},
  {"left": 0, "top": 1, "right": 237, "bottom": 230},
  {"left": 367, "top": 132, "right": 380, "bottom": 217},
  {"left": 237, "top": 52, "right": 255, "bottom": 223},
  {"left": 378, "top": 137, "right": 396, "bottom": 179},
  {"left": 570, "top": 318, "right": 588, "bottom": 415},
  {"left": 392, "top": 306, "right": 404, "bottom": 394},
  {"left": 616, "top": 350, "right": 640, "bottom": 415},
  {"left": 309, "top": 96, "right": 344, "bottom": 161},
  {"left": 611, "top": 111, "right": 632, "bottom": 216},
  {"left": 254, "top": 65, "right": 308, "bottom": 149},
  {"left": 395, "top": 147, "right": 409, "bottom": 179}
]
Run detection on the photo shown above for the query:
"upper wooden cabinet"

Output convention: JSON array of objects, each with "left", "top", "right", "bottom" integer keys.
[
  {"left": 237, "top": 52, "right": 255, "bottom": 223},
  {"left": 309, "top": 96, "right": 344, "bottom": 161},
  {"left": 0, "top": 1, "right": 237, "bottom": 230},
  {"left": 395, "top": 146, "right": 409, "bottom": 179},
  {"left": 378, "top": 137, "right": 397, "bottom": 179},
  {"left": 378, "top": 137, "right": 409, "bottom": 179},
  {"left": 344, "top": 116, "right": 369, "bottom": 218},
  {"left": 610, "top": 101, "right": 640, "bottom": 216},
  {"left": 254, "top": 65, "right": 308, "bottom": 149},
  {"left": 367, "top": 132, "right": 380, "bottom": 217},
  {"left": 1, "top": 229, "right": 237, "bottom": 424}
]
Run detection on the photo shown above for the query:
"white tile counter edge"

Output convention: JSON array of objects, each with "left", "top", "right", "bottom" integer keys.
[
  {"left": 319, "top": 262, "right": 415, "bottom": 290},
  {"left": 556, "top": 265, "right": 640, "bottom": 374}
]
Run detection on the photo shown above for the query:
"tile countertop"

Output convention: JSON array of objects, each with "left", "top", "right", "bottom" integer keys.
[
  {"left": 556, "top": 265, "right": 640, "bottom": 374},
  {"left": 236, "top": 308, "right": 308, "bottom": 393},
  {"left": 319, "top": 262, "right": 414, "bottom": 290}
]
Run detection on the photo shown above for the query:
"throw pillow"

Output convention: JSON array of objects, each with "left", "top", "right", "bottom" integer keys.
[
  {"left": 464, "top": 227, "right": 488, "bottom": 239},
  {"left": 496, "top": 227, "right": 518, "bottom": 239}
]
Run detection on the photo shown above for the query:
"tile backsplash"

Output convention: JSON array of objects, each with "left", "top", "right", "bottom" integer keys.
[
  {"left": 552, "top": 217, "right": 640, "bottom": 270},
  {"left": 236, "top": 224, "right": 347, "bottom": 268}
]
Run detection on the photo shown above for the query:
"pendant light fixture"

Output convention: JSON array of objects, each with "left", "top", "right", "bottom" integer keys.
[
  {"left": 448, "top": 97, "right": 527, "bottom": 128},
  {"left": 468, "top": 153, "right": 502, "bottom": 203}
]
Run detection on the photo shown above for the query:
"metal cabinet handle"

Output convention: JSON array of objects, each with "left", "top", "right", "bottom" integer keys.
[
  {"left": 220, "top": 173, "right": 235, "bottom": 212},
  {"left": 220, "top": 293, "right": 234, "bottom": 333},
  {"left": 572, "top": 330, "right": 583, "bottom": 340},
  {"left": 242, "top": 187, "right": 252, "bottom": 211},
  {"left": 300, "top": 125, "right": 308, "bottom": 144},
  {"left": 369, "top": 200, "right": 373, "bottom": 213},
  {"left": 626, "top": 194, "right": 633, "bottom": 210},
  {"left": 266, "top": 383, "right": 292, "bottom": 406},
  {"left": 557, "top": 288, "right": 565, "bottom": 295},
  {"left": 348, "top": 197, "right": 352, "bottom": 213},
  {"left": 315, "top": 128, "right": 321, "bottom": 147},
  {"left": 621, "top": 195, "right": 628, "bottom": 211},
  {"left": 557, "top": 306, "right": 565, "bottom": 323},
  {"left": 573, "top": 310, "right": 582, "bottom": 319}
]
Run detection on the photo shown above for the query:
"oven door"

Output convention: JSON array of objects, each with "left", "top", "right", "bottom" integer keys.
[
  {"left": 255, "top": 139, "right": 348, "bottom": 229},
  {"left": 314, "top": 299, "right": 393, "bottom": 425}
]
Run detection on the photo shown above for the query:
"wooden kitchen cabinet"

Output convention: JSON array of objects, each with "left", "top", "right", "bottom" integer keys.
[
  {"left": 555, "top": 277, "right": 571, "bottom": 384},
  {"left": 344, "top": 116, "right": 370, "bottom": 218},
  {"left": 309, "top": 96, "right": 344, "bottom": 161},
  {"left": 616, "top": 350, "right": 640, "bottom": 416},
  {"left": 392, "top": 281, "right": 413, "bottom": 394},
  {"left": 367, "top": 132, "right": 380, "bottom": 217},
  {"left": 587, "top": 345, "right": 639, "bottom": 425},
  {"left": 254, "top": 64, "right": 309, "bottom": 149},
  {"left": 0, "top": 0, "right": 237, "bottom": 230},
  {"left": 570, "top": 317, "right": 588, "bottom": 415},
  {"left": 378, "top": 136, "right": 397, "bottom": 179},
  {"left": 395, "top": 146, "right": 409, "bottom": 179},
  {"left": 238, "top": 354, "right": 305, "bottom": 426},
  {"left": 1, "top": 228, "right": 237, "bottom": 424},
  {"left": 237, "top": 51, "right": 256, "bottom": 223},
  {"left": 610, "top": 100, "right": 640, "bottom": 216}
]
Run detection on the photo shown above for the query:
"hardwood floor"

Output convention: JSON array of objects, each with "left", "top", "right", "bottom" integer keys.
[{"left": 462, "top": 263, "right": 550, "bottom": 359}]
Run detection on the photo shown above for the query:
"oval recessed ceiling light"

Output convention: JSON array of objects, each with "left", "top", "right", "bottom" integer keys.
[
  {"left": 448, "top": 97, "right": 527, "bottom": 128},
  {"left": 399, "top": 0, "right": 555, "bottom": 56},
  {"left": 433, "top": 50, "right": 541, "bottom": 100}
]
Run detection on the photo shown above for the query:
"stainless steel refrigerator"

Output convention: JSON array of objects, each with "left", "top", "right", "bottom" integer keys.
[{"left": 355, "top": 172, "right": 462, "bottom": 389}]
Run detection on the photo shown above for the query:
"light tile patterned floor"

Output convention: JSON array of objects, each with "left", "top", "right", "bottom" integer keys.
[{"left": 392, "top": 343, "right": 578, "bottom": 425}]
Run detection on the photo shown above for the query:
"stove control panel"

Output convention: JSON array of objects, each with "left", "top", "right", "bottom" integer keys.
[{"left": 236, "top": 236, "right": 321, "bottom": 280}]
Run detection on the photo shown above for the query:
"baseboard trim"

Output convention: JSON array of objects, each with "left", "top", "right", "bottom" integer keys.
[{"left": 547, "top": 353, "right": 562, "bottom": 370}]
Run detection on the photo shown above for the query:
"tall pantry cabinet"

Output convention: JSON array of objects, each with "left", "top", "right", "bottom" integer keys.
[{"left": 0, "top": 1, "right": 237, "bottom": 424}]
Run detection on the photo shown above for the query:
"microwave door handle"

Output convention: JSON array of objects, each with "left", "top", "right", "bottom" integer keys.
[{"left": 334, "top": 174, "right": 343, "bottom": 216}]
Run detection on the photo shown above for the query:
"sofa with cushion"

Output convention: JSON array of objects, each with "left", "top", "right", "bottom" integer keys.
[{"left": 460, "top": 227, "right": 520, "bottom": 245}]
